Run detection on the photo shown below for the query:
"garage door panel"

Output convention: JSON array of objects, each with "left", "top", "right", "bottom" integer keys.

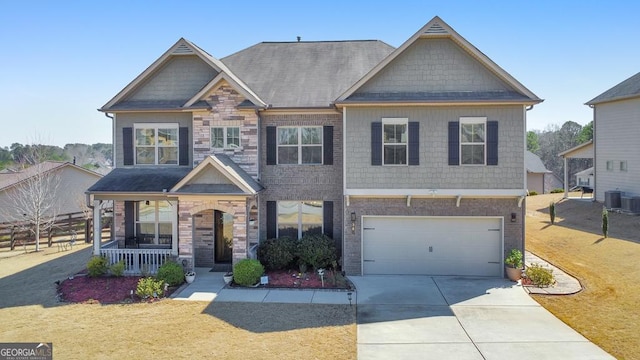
[{"left": 363, "top": 217, "right": 502, "bottom": 276}]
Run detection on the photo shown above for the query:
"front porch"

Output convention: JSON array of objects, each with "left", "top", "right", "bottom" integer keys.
[{"left": 101, "top": 240, "right": 173, "bottom": 275}]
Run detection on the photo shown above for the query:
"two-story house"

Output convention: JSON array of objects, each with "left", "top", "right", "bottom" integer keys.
[{"left": 87, "top": 16, "right": 541, "bottom": 276}]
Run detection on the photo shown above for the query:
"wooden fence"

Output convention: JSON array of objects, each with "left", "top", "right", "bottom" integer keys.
[{"left": 0, "top": 212, "right": 112, "bottom": 250}]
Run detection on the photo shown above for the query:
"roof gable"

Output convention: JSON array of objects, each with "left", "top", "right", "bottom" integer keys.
[
  {"left": 525, "top": 151, "right": 551, "bottom": 174},
  {"left": 586, "top": 72, "right": 640, "bottom": 105},
  {"left": 337, "top": 16, "right": 541, "bottom": 104},
  {"left": 171, "top": 155, "right": 263, "bottom": 195},
  {"left": 1, "top": 162, "right": 102, "bottom": 192}
]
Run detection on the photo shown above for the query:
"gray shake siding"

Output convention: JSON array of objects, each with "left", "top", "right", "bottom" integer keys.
[
  {"left": 259, "top": 113, "right": 343, "bottom": 252},
  {"left": 128, "top": 55, "right": 218, "bottom": 101},
  {"left": 344, "top": 105, "right": 525, "bottom": 189},
  {"left": 114, "top": 112, "right": 192, "bottom": 168},
  {"left": 343, "top": 197, "right": 524, "bottom": 275},
  {"left": 594, "top": 97, "right": 640, "bottom": 201},
  {"left": 357, "top": 39, "right": 510, "bottom": 94}
]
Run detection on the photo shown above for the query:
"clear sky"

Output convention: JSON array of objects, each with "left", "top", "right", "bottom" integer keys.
[{"left": 1, "top": 1, "right": 638, "bottom": 148}]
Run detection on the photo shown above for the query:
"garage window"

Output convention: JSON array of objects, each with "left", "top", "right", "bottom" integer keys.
[{"left": 277, "top": 201, "right": 322, "bottom": 239}]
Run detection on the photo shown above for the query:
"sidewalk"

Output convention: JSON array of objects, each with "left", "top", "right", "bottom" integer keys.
[
  {"left": 524, "top": 251, "right": 583, "bottom": 295},
  {"left": 171, "top": 268, "right": 354, "bottom": 305}
]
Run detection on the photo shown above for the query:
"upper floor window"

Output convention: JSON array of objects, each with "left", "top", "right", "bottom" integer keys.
[
  {"left": 382, "top": 118, "right": 408, "bottom": 165},
  {"left": 211, "top": 127, "right": 240, "bottom": 149},
  {"left": 620, "top": 160, "right": 628, "bottom": 172},
  {"left": 460, "top": 117, "right": 486, "bottom": 165},
  {"left": 277, "top": 127, "right": 322, "bottom": 164},
  {"left": 134, "top": 124, "right": 178, "bottom": 165},
  {"left": 277, "top": 200, "right": 323, "bottom": 239},
  {"left": 606, "top": 160, "right": 614, "bottom": 171}
]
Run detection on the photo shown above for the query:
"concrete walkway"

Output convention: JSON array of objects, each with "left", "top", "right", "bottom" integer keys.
[
  {"left": 351, "top": 276, "right": 614, "bottom": 360},
  {"left": 171, "top": 268, "right": 353, "bottom": 304},
  {"left": 525, "top": 251, "right": 583, "bottom": 295}
]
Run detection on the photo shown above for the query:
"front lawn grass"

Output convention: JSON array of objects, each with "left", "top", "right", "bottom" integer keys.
[{"left": 526, "top": 195, "right": 640, "bottom": 359}]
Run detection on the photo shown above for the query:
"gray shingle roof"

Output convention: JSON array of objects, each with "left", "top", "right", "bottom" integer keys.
[
  {"left": 525, "top": 151, "right": 551, "bottom": 174},
  {"left": 108, "top": 100, "right": 209, "bottom": 111},
  {"left": 344, "top": 90, "right": 530, "bottom": 103},
  {"left": 221, "top": 41, "right": 395, "bottom": 108},
  {"left": 587, "top": 72, "right": 640, "bottom": 105},
  {"left": 87, "top": 167, "right": 191, "bottom": 193},
  {"left": 175, "top": 184, "right": 244, "bottom": 194}
]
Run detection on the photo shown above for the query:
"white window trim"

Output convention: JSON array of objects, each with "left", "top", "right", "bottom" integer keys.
[
  {"left": 276, "top": 200, "right": 323, "bottom": 239},
  {"left": 276, "top": 126, "right": 323, "bottom": 165},
  {"left": 135, "top": 201, "right": 173, "bottom": 245},
  {"left": 211, "top": 126, "right": 241, "bottom": 149},
  {"left": 459, "top": 117, "right": 487, "bottom": 166},
  {"left": 133, "top": 123, "right": 179, "bottom": 165},
  {"left": 382, "top": 118, "right": 409, "bottom": 166}
]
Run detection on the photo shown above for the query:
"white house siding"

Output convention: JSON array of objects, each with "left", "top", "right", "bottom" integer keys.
[
  {"left": 128, "top": 55, "right": 218, "bottom": 101},
  {"left": 594, "top": 98, "right": 640, "bottom": 201},
  {"left": 357, "top": 38, "right": 511, "bottom": 94},
  {"left": 114, "top": 112, "right": 192, "bottom": 168},
  {"left": 344, "top": 105, "right": 525, "bottom": 190}
]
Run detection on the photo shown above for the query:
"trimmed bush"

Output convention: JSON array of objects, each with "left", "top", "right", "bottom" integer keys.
[
  {"left": 110, "top": 260, "right": 125, "bottom": 277},
  {"left": 297, "top": 233, "right": 337, "bottom": 271},
  {"left": 549, "top": 202, "right": 556, "bottom": 225},
  {"left": 136, "top": 277, "right": 165, "bottom": 298},
  {"left": 156, "top": 261, "right": 184, "bottom": 286},
  {"left": 602, "top": 206, "right": 609, "bottom": 238},
  {"left": 528, "top": 191, "right": 538, "bottom": 196},
  {"left": 233, "top": 259, "right": 264, "bottom": 286},
  {"left": 257, "top": 237, "right": 297, "bottom": 270},
  {"left": 525, "top": 263, "right": 554, "bottom": 287},
  {"left": 550, "top": 188, "right": 564, "bottom": 193},
  {"left": 87, "top": 256, "right": 109, "bottom": 277}
]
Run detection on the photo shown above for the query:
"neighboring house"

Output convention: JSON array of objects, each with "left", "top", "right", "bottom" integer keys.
[
  {"left": 575, "top": 167, "right": 594, "bottom": 189},
  {"left": 525, "top": 151, "right": 553, "bottom": 194},
  {"left": 558, "top": 140, "right": 593, "bottom": 197},
  {"left": 585, "top": 72, "right": 640, "bottom": 206},
  {"left": 88, "top": 16, "right": 542, "bottom": 277},
  {"left": 0, "top": 161, "right": 103, "bottom": 223}
]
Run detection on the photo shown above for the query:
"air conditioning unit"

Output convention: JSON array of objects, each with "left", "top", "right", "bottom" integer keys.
[{"left": 604, "top": 191, "right": 622, "bottom": 209}]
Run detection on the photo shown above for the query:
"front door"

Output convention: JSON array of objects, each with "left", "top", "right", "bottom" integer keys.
[{"left": 214, "top": 210, "right": 233, "bottom": 263}]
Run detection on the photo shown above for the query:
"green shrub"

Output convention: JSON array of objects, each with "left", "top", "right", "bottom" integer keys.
[
  {"left": 297, "top": 233, "right": 337, "bottom": 270},
  {"left": 549, "top": 202, "right": 556, "bottom": 225},
  {"left": 258, "top": 237, "right": 297, "bottom": 270},
  {"left": 110, "top": 260, "right": 125, "bottom": 277},
  {"left": 602, "top": 206, "right": 609, "bottom": 238},
  {"left": 528, "top": 191, "right": 538, "bottom": 196},
  {"left": 550, "top": 188, "right": 564, "bottom": 193},
  {"left": 87, "top": 256, "right": 109, "bottom": 277},
  {"left": 136, "top": 277, "right": 165, "bottom": 298},
  {"left": 504, "top": 248, "right": 523, "bottom": 268},
  {"left": 156, "top": 261, "right": 184, "bottom": 286},
  {"left": 525, "top": 263, "right": 555, "bottom": 287},
  {"left": 233, "top": 259, "right": 264, "bottom": 286}
]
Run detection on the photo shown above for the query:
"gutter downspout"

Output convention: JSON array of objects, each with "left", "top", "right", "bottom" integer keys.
[{"left": 104, "top": 112, "right": 115, "bottom": 168}]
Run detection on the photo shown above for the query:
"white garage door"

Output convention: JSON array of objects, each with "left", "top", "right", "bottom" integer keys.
[{"left": 362, "top": 216, "right": 502, "bottom": 276}]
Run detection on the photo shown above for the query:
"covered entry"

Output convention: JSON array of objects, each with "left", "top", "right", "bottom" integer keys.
[{"left": 362, "top": 216, "right": 502, "bottom": 276}]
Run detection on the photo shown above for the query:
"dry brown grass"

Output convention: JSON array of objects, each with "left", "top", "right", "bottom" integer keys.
[
  {"left": 526, "top": 193, "right": 640, "bottom": 359},
  {"left": 0, "top": 244, "right": 356, "bottom": 359}
]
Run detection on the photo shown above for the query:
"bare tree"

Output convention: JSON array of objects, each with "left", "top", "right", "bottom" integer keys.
[{"left": 1, "top": 148, "right": 62, "bottom": 252}]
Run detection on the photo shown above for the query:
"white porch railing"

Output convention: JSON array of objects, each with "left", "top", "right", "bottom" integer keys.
[{"left": 101, "top": 241, "right": 173, "bottom": 275}]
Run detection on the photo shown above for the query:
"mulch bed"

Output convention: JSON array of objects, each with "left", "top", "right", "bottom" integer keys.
[
  {"left": 57, "top": 274, "right": 179, "bottom": 304},
  {"left": 231, "top": 269, "right": 353, "bottom": 290}
]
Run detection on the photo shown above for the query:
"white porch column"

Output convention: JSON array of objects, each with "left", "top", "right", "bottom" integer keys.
[
  {"left": 92, "top": 199, "right": 102, "bottom": 255},
  {"left": 171, "top": 200, "right": 178, "bottom": 256},
  {"left": 563, "top": 157, "right": 569, "bottom": 198}
]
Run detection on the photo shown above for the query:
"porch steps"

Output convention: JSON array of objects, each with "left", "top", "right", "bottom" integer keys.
[{"left": 210, "top": 263, "right": 232, "bottom": 272}]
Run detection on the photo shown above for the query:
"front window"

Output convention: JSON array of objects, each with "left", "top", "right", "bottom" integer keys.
[
  {"left": 211, "top": 127, "right": 240, "bottom": 149},
  {"left": 620, "top": 161, "right": 628, "bottom": 172},
  {"left": 277, "top": 201, "right": 323, "bottom": 239},
  {"left": 277, "top": 127, "right": 322, "bottom": 164},
  {"left": 134, "top": 124, "right": 178, "bottom": 165},
  {"left": 460, "top": 117, "right": 486, "bottom": 165},
  {"left": 136, "top": 200, "right": 173, "bottom": 245},
  {"left": 382, "top": 118, "right": 408, "bottom": 165}
]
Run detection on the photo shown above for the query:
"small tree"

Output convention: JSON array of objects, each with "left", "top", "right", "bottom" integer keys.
[
  {"left": 602, "top": 206, "right": 609, "bottom": 238},
  {"left": 549, "top": 202, "right": 556, "bottom": 225}
]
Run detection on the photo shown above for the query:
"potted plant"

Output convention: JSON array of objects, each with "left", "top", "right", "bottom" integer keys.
[
  {"left": 185, "top": 271, "right": 196, "bottom": 284},
  {"left": 504, "top": 248, "right": 523, "bottom": 281},
  {"left": 223, "top": 272, "right": 233, "bottom": 285}
]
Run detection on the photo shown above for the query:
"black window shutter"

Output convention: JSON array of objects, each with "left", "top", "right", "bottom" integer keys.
[
  {"left": 371, "top": 122, "right": 382, "bottom": 166},
  {"left": 266, "top": 201, "right": 277, "bottom": 239},
  {"left": 323, "top": 126, "right": 333, "bottom": 165},
  {"left": 124, "top": 201, "right": 135, "bottom": 239},
  {"left": 123, "top": 127, "right": 133, "bottom": 166},
  {"left": 179, "top": 127, "right": 189, "bottom": 166},
  {"left": 487, "top": 121, "right": 498, "bottom": 165},
  {"left": 448, "top": 122, "right": 460, "bottom": 166},
  {"left": 408, "top": 121, "right": 419, "bottom": 165},
  {"left": 266, "top": 126, "right": 277, "bottom": 165},
  {"left": 323, "top": 201, "right": 333, "bottom": 238}
]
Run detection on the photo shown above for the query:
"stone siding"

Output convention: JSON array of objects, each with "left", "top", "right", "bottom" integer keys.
[{"left": 343, "top": 197, "right": 524, "bottom": 275}]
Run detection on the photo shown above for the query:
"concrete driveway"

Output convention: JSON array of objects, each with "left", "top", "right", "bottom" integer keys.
[{"left": 350, "top": 276, "right": 614, "bottom": 360}]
